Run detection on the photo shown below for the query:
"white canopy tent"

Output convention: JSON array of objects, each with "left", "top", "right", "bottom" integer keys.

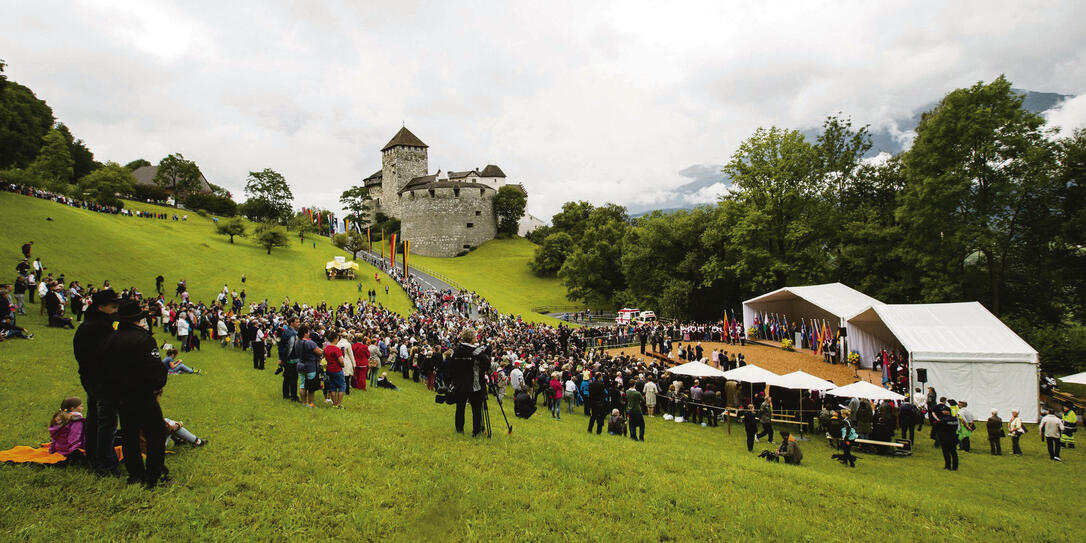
[
  {"left": 1058, "top": 372, "right": 1086, "bottom": 386},
  {"left": 827, "top": 380, "right": 907, "bottom": 401},
  {"left": 666, "top": 361, "right": 727, "bottom": 378},
  {"left": 847, "top": 302, "right": 1040, "bottom": 422},
  {"left": 721, "top": 364, "right": 782, "bottom": 385},
  {"left": 776, "top": 370, "right": 837, "bottom": 391},
  {"left": 742, "top": 283, "right": 882, "bottom": 348}
]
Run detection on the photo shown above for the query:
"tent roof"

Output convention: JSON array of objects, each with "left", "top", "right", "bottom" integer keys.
[
  {"left": 827, "top": 380, "right": 906, "bottom": 401},
  {"left": 721, "top": 364, "right": 782, "bottom": 385},
  {"left": 1058, "top": 371, "right": 1086, "bottom": 385},
  {"left": 847, "top": 302, "right": 1038, "bottom": 364},
  {"left": 743, "top": 282, "right": 882, "bottom": 321},
  {"left": 776, "top": 370, "right": 837, "bottom": 391},
  {"left": 666, "top": 361, "right": 726, "bottom": 378}
]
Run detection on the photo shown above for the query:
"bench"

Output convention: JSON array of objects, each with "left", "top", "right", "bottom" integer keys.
[{"left": 825, "top": 436, "right": 912, "bottom": 456}]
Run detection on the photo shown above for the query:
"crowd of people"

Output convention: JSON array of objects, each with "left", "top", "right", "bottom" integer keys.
[{"left": 5, "top": 183, "right": 176, "bottom": 219}]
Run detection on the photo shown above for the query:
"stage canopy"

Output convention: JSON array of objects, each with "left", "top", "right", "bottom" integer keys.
[
  {"left": 666, "top": 361, "right": 726, "bottom": 378},
  {"left": 1058, "top": 372, "right": 1086, "bottom": 386},
  {"left": 742, "top": 282, "right": 882, "bottom": 345},
  {"left": 776, "top": 370, "right": 837, "bottom": 391},
  {"left": 847, "top": 302, "right": 1040, "bottom": 422},
  {"left": 827, "top": 380, "right": 906, "bottom": 401},
  {"left": 721, "top": 364, "right": 782, "bottom": 385}
]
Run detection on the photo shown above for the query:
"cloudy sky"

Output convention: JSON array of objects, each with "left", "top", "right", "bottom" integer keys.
[{"left": 3, "top": 0, "right": 1085, "bottom": 219}]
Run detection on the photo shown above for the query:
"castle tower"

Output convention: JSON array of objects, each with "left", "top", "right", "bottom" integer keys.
[{"left": 380, "top": 126, "right": 428, "bottom": 219}]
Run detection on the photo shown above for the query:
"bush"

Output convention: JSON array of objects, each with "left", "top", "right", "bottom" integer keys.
[
  {"left": 0, "top": 167, "right": 45, "bottom": 187},
  {"left": 184, "top": 192, "right": 237, "bottom": 216},
  {"left": 130, "top": 183, "right": 169, "bottom": 203},
  {"left": 781, "top": 338, "right": 794, "bottom": 351}
]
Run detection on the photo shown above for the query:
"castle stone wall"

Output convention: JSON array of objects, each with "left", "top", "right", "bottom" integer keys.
[
  {"left": 399, "top": 186, "right": 497, "bottom": 257},
  {"left": 380, "top": 146, "right": 427, "bottom": 218}
]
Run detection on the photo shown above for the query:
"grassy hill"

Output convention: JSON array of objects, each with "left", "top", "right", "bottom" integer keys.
[
  {"left": 1, "top": 192, "right": 1084, "bottom": 541},
  {"left": 407, "top": 238, "right": 572, "bottom": 322},
  {"left": 0, "top": 191, "right": 413, "bottom": 315}
]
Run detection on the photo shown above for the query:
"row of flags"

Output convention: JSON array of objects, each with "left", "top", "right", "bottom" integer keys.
[
  {"left": 302, "top": 206, "right": 413, "bottom": 276},
  {"left": 748, "top": 312, "right": 838, "bottom": 355}
]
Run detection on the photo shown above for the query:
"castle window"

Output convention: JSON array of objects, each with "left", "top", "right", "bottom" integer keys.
[
  {"left": 463, "top": 245, "right": 471, "bottom": 249},
  {"left": 454, "top": 188, "right": 460, "bottom": 197},
  {"left": 480, "top": 188, "right": 485, "bottom": 196},
  {"left": 429, "top": 189, "right": 435, "bottom": 198},
  {"left": 466, "top": 223, "right": 474, "bottom": 228},
  {"left": 475, "top": 210, "right": 481, "bottom": 216}
]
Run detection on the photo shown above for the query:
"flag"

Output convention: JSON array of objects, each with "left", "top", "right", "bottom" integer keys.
[
  {"left": 389, "top": 233, "right": 397, "bottom": 269},
  {"left": 367, "top": 228, "right": 372, "bottom": 253},
  {"left": 404, "top": 239, "right": 410, "bottom": 277}
]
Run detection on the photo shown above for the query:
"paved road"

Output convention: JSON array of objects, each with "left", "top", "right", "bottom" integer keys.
[{"left": 358, "top": 249, "right": 451, "bottom": 292}]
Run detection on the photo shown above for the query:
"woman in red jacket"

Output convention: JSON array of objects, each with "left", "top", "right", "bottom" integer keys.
[{"left": 549, "top": 372, "right": 563, "bottom": 420}]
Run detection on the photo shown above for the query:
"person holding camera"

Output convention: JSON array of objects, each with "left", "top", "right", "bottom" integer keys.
[{"left": 450, "top": 328, "right": 489, "bottom": 437}]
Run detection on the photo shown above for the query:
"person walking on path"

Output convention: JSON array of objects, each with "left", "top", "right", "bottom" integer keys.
[{"left": 1040, "top": 409, "right": 1065, "bottom": 461}]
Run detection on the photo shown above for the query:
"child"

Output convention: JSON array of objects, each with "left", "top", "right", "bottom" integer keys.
[{"left": 48, "top": 397, "right": 85, "bottom": 457}]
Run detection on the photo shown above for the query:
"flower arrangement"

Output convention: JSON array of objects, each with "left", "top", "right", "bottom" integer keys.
[
  {"left": 848, "top": 352, "right": 860, "bottom": 366},
  {"left": 781, "top": 338, "right": 794, "bottom": 351}
]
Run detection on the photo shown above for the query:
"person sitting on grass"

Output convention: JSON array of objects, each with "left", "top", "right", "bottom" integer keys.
[
  {"left": 155, "top": 391, "right": 207, "bottom": 447},
  {"left": 608, "top": 408, "right": 626, "bottom": 436},
  {"left": 161, "top": 346, "right": 202, "bottom": 375},
  {"left": 376, "top": 372, "right": 399, "bottom": 390},
  {"left": 48, "top": 397, "right": 86, "bottom": 459},
  {"left": 777, "top": 431, "right": 803, "bottom": 465}
]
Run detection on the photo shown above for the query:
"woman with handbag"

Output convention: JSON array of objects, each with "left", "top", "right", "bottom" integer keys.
[
  {"left": 1007, "top": 409, "right": 1025, "bottom": 456},
  {"left": 986, "top": 409, "right": 1005, "bottom": 455}
]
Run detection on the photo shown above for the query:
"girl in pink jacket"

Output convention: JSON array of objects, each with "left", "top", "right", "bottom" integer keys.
[{"left": 48, "top": 397, "right": 85, "bottom": 457}]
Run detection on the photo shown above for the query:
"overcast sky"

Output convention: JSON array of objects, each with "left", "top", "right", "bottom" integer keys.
[{"left": 3, "top": 0, "right": 1085, "bottom": 220}]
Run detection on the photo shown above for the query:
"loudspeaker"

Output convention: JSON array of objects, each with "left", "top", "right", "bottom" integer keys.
[
  {"left": 915, "top": 368, "right": 927, "bottom": 382},
  {"left": 838, "top": 327, "right": 847, "bottom": 337}
]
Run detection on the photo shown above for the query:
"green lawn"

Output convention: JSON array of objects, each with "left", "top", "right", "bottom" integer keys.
[
  {"left": 1, "top": 193, "right": 1084, "bottom": 541},
  {"left": 407, "top": 238, "right": 572, "bottom": 323}
]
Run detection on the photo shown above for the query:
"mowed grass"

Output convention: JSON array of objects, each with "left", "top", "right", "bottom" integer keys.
[
  {"left": 407, "top": 238, "right": 571, "bottom": 323},
  {"left": 0, "top": 194, "right": 1084, "bottom": 541},
  {"left": 0, "top": 191, "right": 413, "bottom": 316}
]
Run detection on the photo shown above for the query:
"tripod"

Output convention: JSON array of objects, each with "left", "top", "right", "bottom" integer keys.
[{"left": 481, "top": 385, "right": 512, "bottom": 438}]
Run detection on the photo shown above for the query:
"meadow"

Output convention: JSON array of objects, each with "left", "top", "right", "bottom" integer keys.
[{"left": 1, "top": 191, "right": 1083, "bottom": 542}]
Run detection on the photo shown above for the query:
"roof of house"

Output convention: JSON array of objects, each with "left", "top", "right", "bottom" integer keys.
[
  {"left": 381, "top": 126, "right": 428, "bottom": 152},
  {"left": 131, "top": 165, "right": 213, "bottom": 193},
  {"left": 363, "top": 169, "right": 383, "bottom": 188},
  {"left": 479, "top": 164, "right": 506, "bottom": 178},
  {"left": 448, "top": 170, "right": 479, "bottom": 179},
  {"left": 398, "top": 177, "right": 496, "bottom": 195}
]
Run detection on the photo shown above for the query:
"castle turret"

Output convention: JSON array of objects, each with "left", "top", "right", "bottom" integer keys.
[{"left": 379, "top": 126, "right": 428, "bottom": 218}]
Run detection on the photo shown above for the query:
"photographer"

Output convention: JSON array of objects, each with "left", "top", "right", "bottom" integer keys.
[{"left": 450, "top": 328, "right": 490, "bottom": 437}]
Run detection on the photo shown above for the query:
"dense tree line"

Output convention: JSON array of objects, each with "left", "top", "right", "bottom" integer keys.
[{"left": 532, "top": 76, "right": 1085, "bottom": 373}]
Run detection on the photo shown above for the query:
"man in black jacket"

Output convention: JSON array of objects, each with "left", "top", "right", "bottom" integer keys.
[
  {"left": 743, "top": 404, "right": 759, "bottom": 452},
  {"left": 98, "top": 300, "right": 169, "bottom": 488},
  {"left": 587, "top": 374, "right": 608, "bottom": 435},
  {"left": 72, "top": 289, "right": 121, "bottom": 476},
  {"left": 450, "top": 328, "right": 489, "bottom": 436}
]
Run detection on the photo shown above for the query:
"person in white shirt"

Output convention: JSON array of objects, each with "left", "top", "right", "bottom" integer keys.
[
  {"left": 1040, "top": 410, "right": 1065, "bottom": 461},
  {"left": 509, "top": 363, "right": 525, "bottom": 392},
  {"left": 177, "top": 314, "right": 190, "bottom": 352}
]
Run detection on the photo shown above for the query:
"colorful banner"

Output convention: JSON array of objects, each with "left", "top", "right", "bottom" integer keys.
[
  {"left": 403, "top": 239, "right": 410, "bottom": 278},
  {"left": 389, "top": 233, "right": 397, "bottom": 269}
]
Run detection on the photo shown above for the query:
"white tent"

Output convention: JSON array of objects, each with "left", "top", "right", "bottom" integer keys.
[
  {"left": 776, "top": 370, "right": 837, "bottom": 391},
  {"left": 743, "top": 282, "right": 882, "bottom": 348},
  {"left": 827, "top": 380, "right": 906, "bottom": 401},
  {"left": 666, "top": 361, "right": 726, "bottom": 378},
  {"left": 847, "top": 302, "right": 1040, "bottom": 422},
  {"left": 721, "top": 364, "right": 782, "bottom": 385},
  {"left": 1058, "top": 372, "right": 1086, "bottom": 386}
]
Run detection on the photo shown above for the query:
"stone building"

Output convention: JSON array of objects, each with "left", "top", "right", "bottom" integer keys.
[{"left": 362, "top": 127, "right": 528, "bottom": 257}]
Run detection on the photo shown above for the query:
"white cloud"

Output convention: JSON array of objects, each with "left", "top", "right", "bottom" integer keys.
[
  {"left": 1, "top": 0, "right": 1083, "bottom": 220},
  {"left": 1045, "top": 94, "right": 1086, "bottom": 137}
]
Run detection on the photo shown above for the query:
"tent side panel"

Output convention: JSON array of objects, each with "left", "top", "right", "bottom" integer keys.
[{"left": 912, "top": 360, "right": 1039, "bottom": 423}]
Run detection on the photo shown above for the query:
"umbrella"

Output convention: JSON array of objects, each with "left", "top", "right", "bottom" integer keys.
[
  {"left": 826, "top": 380, "right": 906, "bottom": 401},
  {"left": 721, "top": 364, "right": 782, "bottom": 385},
  {"left": 666, "top": 361, "right": 726, "bottom": 378},
  {"left": 776, "top": 370, "right": 836, "bottom": 391},
  {"left": 1058, "top": 371, "right": 1086, "bottom": 385}
]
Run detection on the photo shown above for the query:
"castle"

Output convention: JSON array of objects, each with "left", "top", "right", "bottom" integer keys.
[{"left": 362, "top": 127, "right": 528, "bottom": 257}]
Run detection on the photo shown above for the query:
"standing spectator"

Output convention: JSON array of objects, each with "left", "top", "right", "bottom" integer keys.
[
  {"left": 21, "top": 241, "right": 32, "bottom": 259},
  {"left": 252, "top": 322, "right": 266, "bottom": 370},
  {"left": 899, "top": 400, "right": 920, "bottom": 444},
  {"left": 743, "top": 404, "right": 759, "bottom": 452},
  {"left": 549, "top": 372, "right": 563, "bottom": 420},
  {"left": 626, "top": 384, "right": 645, "bottom": 441},
  {"left": 277, "top": 317, "right": 299, "bottom": 401},
  {"left": 756, "top": 397, "right": 774, "bottom": 443},
  {"left": 986, "top": 409, "right": 1004, "bottom": 455},
  {"left": 323, "top": 333, "right": 346, "bottom": 408},
  {"left": 839, "top": 410, "right": 859, "bottom": 468},
  {"left": 957, "top": 401, "right": 975, "bottom": 452},
  {"left": 1040, "top": 409, "right": 1065, "bottom": 461},
  {"left": 351, "top": 333, "right": 369, "bottom": 391},
  {"left": 587, "top": 374, "right": 608, "bottom": 435},
  {"left": 71, "top": 289, "right": 122, "bottom": 477},
  {"left": 1007, "top": 409, "right": 1025, "bottom": 456},
  {"left": 295, "top": 327, "right": 323, "bottom": 408},
  {"left": 643, "top": 376, "right": 658, "bottom": 416},
  {"left": 935, "top": 404, "right": 960, "bottom": 471},
  {"left": 176, "top": 313, "right": 190, "bottom": 352},
  {"left": 12, "top": 276, "right": 27, "bottom": 315}
]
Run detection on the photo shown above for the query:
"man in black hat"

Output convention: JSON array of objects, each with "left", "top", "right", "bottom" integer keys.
[
  {"left": 72, "top": 289, "right": 122, "bottom": 476},
  {"left": 97, "top": 300, "right": 169, "bottom": 488}
]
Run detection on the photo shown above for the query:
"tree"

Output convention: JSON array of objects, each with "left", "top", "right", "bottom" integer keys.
[
  {"left": 76, "top": 161, "right": 135, "bottom": 207},
  {"left": 550, "top": 201, "right": 594, "bottom": 240},
  {"left": 493, "top": 185, "right": 527, "bottom": 236},
  {"left": 28, "top": 128, "right": 74, "bottom": 187},
  {"left": 529, "top": 232, "right": 575, "bottom": 276},
  {"left": 286, "top": 211, "right": 318, "bottom": 238},
  {"left": 0, "top": 73, "right": 54, "bottom": 169},
  {"left": 244, "top": 168, "right": 294, "bottom": 224},
  {"left": 216, "top": 217, "right": 247, "bottom": 243},
  {"left": 254, "top": 223, "right": 289, "bottom": 254},
  {"left": 54, "top": 123, "right": 97, "bottom": 181},
  {"left": 339, "top": 185, "right": 372, "bottom": 226},
  {"left": 897, "top": 75, "right": 1057, "bottom": 316},
  {"left": 153, "top": 153, "right": 201, "bottom": 199},
  {"left": 124, "top": 158, "right": 151, "bottom": 171},
  {"left": 333, "top": 231, "right": 368, "bottom": 260},
  {"left": 558, "top": 208, "right": 630, "bottom": 307}
]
